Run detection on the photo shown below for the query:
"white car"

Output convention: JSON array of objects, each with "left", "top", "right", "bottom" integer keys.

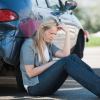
[{"left": 30, "top": 0, "right": 86, "bottom": 58}]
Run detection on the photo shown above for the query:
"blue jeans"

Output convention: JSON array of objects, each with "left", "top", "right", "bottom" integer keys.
[{"left": 28, "top": 54, "right": 100, "bottom": 97}]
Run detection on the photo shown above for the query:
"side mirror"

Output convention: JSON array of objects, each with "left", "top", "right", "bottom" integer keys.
[{"left": 65, "top": 1, "right": 77, "bottom": 10}]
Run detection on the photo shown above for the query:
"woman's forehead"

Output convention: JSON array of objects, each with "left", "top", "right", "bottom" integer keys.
[
  {"left": 48, "top": 26, "right": 58, "bottom": 32},
  {"left": 46, "top": 26, "right": 58, "bottom": 35}
]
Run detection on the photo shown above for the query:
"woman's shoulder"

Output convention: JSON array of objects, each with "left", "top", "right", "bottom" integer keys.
[
  {"left": 23, "top": 38, "right": 34, "bottom": 46},
  {"left": 21, "top": 38, "right": 35, "bottom": 50}
]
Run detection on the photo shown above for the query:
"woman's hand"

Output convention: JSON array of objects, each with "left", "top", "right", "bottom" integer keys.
[
  {"left": 58, "top": 23, "right": 70, "bottom": 34},
  {"left": 58, "top": 24, "right": 76, "bottom": 35}
]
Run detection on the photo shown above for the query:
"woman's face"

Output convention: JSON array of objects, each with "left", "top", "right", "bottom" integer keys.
[{"left": 43, "top": 26, "right": 58, "bottom": 43}]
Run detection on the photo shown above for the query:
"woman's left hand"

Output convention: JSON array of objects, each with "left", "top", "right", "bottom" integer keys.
[{"left": 58, "top": 23, "right": 70, "bottom": 34}]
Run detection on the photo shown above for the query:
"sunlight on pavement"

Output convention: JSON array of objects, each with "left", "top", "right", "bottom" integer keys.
[{"left": 82, "top": 47, "right": 100, "bottom": 68}]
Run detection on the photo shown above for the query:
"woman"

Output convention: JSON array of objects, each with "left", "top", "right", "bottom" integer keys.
[{"left": 20, "top": 17, "right": 100, "bottom": 97}]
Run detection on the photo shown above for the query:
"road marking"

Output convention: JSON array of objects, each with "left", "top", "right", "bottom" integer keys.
[{"left": 59, "top": 87, "right": 83, "bottom": 91}]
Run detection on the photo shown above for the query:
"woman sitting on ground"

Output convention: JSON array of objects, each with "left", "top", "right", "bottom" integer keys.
[{"left": 20, "top": 17, "right": 100, "bottom": 97}]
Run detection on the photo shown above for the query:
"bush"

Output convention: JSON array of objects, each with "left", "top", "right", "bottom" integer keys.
[
  {"left": 86, "top": 36, "right": 100, "bottom": 47},
  {"left": 74, "top": 3, "right": 100, "bottom": 33}
]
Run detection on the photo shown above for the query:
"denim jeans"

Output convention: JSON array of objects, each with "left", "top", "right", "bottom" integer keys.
[{"left": 28, "top": 54, "right": 100, "bottom": 97}]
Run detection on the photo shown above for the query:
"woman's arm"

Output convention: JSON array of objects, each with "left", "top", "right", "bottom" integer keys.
[
  {"left": 25, "top": 60, "right": 56, "bottom": 78},
  {"left": 55, "top": 24, "right": 71, "bottom": 58},
  {"left": 20, "top": 39, "right": 56, "bottom": 78}
]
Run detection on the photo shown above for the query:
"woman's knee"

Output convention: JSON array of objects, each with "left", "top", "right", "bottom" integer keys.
[{"left": 60, "top": 54, "right": 77, "bottom": 62}]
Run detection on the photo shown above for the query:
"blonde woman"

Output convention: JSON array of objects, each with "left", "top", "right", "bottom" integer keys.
[{"left": 20, "top": 17, "right": 100, "bottom": 97}]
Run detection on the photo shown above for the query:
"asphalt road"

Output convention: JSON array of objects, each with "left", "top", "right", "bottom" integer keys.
[
  {"left": 0, "top": 78, "right": 100, "bottom": 100},
  {"left": 0, "top": 47, "right": 100, "bottom": 100}
]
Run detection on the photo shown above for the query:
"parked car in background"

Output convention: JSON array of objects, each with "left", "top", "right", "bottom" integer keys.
[{"left": 0, "top": 0, "right": 87, "bottom": 90}]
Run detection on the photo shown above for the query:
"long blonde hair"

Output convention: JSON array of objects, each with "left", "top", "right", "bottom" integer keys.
[{"left": 33, "top": 17, "right": 58, "bottom": 63}]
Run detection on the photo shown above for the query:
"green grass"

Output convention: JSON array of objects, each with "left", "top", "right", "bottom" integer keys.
[{"left": 86, "top": 36, "right": 100, "bottom": 47}]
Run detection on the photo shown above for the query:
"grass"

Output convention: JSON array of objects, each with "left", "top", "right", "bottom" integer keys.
[{"left": 86, "top": 36, "right": 100, "bottom": 47}]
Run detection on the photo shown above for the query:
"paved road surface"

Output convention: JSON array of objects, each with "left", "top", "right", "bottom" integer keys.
[
  {"left": 83, "top": 47, "right": 100, "bottom": 68},
  {"left": 0, "top": 79, "right": 99, "bottom": 100}
]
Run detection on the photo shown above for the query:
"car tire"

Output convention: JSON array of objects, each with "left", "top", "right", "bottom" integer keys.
[{"left": 16, "top": 66, "right": 25, "bottom": 91}]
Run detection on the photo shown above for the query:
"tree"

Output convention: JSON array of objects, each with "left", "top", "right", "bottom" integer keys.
[{"left": 74, "top": 1, "right": 100, "bottom": 33}]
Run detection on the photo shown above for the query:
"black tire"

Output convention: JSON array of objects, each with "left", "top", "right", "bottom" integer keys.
[
  {"left": 71, "top": 29, "right": 85, "bottom": 59},
  {"left": 16, "top": 66, "right": 25, "bottom": 91}
]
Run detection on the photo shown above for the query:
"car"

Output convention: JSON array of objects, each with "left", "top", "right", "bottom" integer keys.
[{"left": 0, "top": 0, "right": 87, "bottom": 90}]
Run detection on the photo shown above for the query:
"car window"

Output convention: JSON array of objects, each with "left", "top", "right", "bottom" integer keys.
[
  {"left": 31, "top": 0, "right": 37, "bottom": 6},
  {"left": 32, "top": 0, "right": 60, "bottom": 8},
  {"left": 47, "top": 0, "right": 59, "bottom": 7},
  {"left": 38, "top": 0, "right": 48, "bottom": 8},
  {"left": 32, "top": 0, "right": 48, "bottom": 8}
]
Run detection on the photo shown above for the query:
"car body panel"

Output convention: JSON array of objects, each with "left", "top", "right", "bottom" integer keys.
[
  {"left": 0, "top": 0, "right": 33, "bottom": 65},
  {"left": 0, "top": 0, "right": 84, "bottom": 67}
]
